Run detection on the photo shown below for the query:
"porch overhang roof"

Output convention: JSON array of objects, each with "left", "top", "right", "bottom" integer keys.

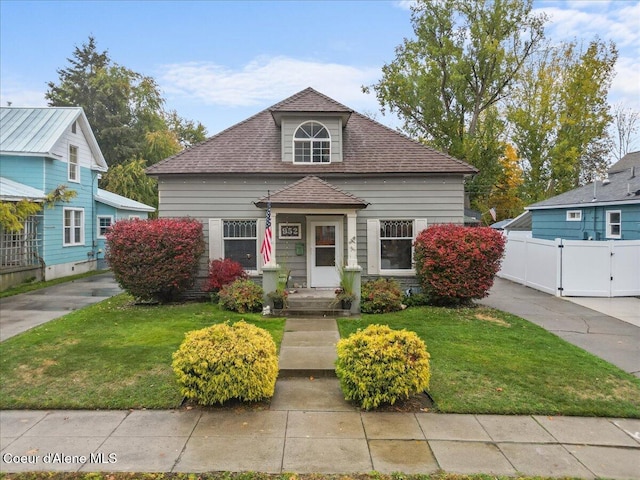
[{"left": 254, "top": 175, "right": 369, "bottom": 209}]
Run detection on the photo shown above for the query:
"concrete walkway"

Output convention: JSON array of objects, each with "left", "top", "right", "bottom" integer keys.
[{"left": 479, "top": 277, "right": 640, "bottom": 378}]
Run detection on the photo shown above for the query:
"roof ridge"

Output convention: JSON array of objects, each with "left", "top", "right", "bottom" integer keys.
[{"left": 269, "top": 87, "right": 353, "bottom": 113}]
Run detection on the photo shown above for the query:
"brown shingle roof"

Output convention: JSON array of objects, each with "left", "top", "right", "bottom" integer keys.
[
  {"left": 146, "top": 88, "right": 477, "bottom": 176},
  {"left": 270, "top": 87, "right": 352, "bottom": 113},
  {"left": 255, "top": 176, "right": 369, "bottom": 209}
]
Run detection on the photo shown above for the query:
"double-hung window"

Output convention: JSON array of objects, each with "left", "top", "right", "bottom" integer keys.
[
  {"left": 97, "top": 216, "right": 113, "bottom": 238},
  {"left": 294, "top": 121, "right": 330, "bottom": 163},
  {"left": 380, "top": 220, "right": 414, "bottom": 270},
  {"left": 63, "top": 208, "right": 84, "bottom": 246},
  {"left": 606, "top": 210, "right": 621, "bottom": 239},
  {"left": 223, "top": 220, "right": 257, "bottom": 270},
  {"left": 68, "top": 145, "right": 79, "bottom": 182}
]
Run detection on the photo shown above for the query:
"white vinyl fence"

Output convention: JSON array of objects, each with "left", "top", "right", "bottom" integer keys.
[{"left": 498, "top": 236, "right": 640, "bottom": 297}]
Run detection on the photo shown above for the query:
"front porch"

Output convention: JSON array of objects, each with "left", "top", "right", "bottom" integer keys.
[{"left": 255, "top": 176, "right": 368, "bottom": 313}]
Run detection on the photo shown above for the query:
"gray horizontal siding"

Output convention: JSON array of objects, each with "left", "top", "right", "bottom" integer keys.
[{"left": 158, "top": 174, "right": 465, "bottom": 279}]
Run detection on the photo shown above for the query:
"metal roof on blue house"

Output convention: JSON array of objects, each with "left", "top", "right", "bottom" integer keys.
[{"left": 0, "top": 107, "right": 107, "bottom": 171}]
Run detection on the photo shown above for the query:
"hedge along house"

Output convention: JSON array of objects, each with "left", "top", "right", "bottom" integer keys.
[
  {"left": 0, "top": 107, "right": 155, "bottom": 290},
  {"left": 146, "top": 88, "right": 477, "bottom": 310}
]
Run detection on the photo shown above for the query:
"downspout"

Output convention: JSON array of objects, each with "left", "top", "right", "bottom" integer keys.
[{"left": 39, "top": 156, "right": 47, "bottom": 279}]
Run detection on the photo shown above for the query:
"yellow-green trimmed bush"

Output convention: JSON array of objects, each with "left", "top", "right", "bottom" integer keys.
[
  {"left": 172, "top": 321, "right": 278, "bottom": 405},
  {"left": 336, "top": 324, "right": 431, "bottom": 410}
]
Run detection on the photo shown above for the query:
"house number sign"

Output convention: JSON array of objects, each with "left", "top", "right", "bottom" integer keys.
[{"left": 279, "top": 223, "right": 301, "bottom": 239}]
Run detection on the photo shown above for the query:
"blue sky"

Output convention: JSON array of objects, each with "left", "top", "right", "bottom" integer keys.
[{"left": 1, "top": 0, "right": 638, "bottom": 150}]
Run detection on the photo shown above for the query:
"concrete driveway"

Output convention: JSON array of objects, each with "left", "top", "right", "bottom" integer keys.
[
  {"left": 480, "top": 277, "right": 640, "bottom": 378},
  {"left": 0, "top": 273, "right": 122, "bottom": 342}
]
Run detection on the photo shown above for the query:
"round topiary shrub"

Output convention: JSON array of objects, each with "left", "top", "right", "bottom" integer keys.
[
  {"left": 218, "top": 278, "right": 263, "bottom": 313},
  {"left": 360, "top": 278, "right": 403, "bottom": 313},
  {"left": 336, "top": 324, "right": 431, "bottom": 410},
  {"left": 172, "top": 321, "right": 278, "bottom": 405}
]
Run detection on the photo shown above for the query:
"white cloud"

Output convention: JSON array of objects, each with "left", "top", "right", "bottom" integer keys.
[
  {"left": 393, "top": 0, "right": 415, "bottom": 10},
  {"left": 159, "top": 56, "right": 381, "bottom": 110},
  {"left": 0, "top": 78, "right": 47, "bottom": 107},
  {"left": 609, "top": 56, "right": 640, "bottom": 110}
]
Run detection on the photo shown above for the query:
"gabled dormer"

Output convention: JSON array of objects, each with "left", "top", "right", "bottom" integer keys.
[{"left": 270, "top": 87, "right": 352, "bottom": 164}]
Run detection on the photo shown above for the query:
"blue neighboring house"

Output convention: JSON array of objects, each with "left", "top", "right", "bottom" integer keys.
[
  {"left": 507, "top": 151, "right": 640, "bottom": 241},
  {"left": 0, "top": 107, "right": 155, "bottom": 290}
]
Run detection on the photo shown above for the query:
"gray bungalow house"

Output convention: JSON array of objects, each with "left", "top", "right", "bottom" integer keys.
[{"left": 146, "top": 88, "right": 476, "bottom": 302}]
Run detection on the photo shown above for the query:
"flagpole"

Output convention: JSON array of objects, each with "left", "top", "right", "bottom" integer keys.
[{"left": 260, "top": 190, "right": 273, "bottom": 266}]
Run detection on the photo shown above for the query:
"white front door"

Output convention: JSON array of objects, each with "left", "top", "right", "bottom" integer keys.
[{"left": 309, "top": 218, "right": 342, "bottom": 287}]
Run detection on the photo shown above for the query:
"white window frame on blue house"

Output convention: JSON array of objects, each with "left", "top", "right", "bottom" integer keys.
[
  {"left": 566, "top": 210, "right": 582, "bottom": 221},
  {"left": 68, "top": 145, "right": 80, "bottom": 182},
  {"left": 606, "top": 210, "right": 622, "bottom": 239},
  {"left": 97, "top": 215, "right": 114, "bottom": 239},
  {"left": 63, "top": 207, "right": 84, "bottom": 246}
]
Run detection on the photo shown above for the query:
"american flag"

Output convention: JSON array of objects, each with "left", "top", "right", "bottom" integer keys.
[{"left": 260, "top": 197, "right": 273, "bottom": 265}]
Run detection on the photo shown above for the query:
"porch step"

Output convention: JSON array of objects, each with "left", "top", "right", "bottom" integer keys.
[
  {"left": 282, "top": 293, "right": 352, "bottom": 317},
  {"left": 276, "top": 308, "right": 352, "bottom": 317},
  {"left": 278, "top": 317, "right": 339, "bottom": 378}
]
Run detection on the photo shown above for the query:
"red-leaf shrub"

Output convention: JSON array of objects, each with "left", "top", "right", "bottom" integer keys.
[
  {"left": 204, "top": 258, "right": 248, "bottom": 292},
  {"left": 414, "top": 224, "right": 505, "bottom": 306},
  {"left": 106, "top": 218, "right": 205, "bottom": 303}
]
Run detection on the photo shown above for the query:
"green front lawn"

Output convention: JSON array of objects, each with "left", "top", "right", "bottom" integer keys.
[
  {"left": 1, "top": 295, "right": 639, "bottom": 416},
  {"left": 0, "top": 294, "right": 285, "bottom": 409},
  {"left": 338, "top": 307, "right": 640, "bottom": 417}
]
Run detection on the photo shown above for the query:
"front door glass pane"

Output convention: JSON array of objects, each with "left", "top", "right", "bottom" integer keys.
[{"left": 315, "top": 225, "right": 336, "bottom": 266}]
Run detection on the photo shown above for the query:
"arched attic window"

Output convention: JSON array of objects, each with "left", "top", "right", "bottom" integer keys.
[{"left": 293, "top": 121, "right": 331, "bottom": 163}]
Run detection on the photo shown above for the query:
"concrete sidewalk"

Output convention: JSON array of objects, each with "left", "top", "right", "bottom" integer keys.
[
  {"left": 1, "top": 400, "right": 639, "bottom": 477},
  {"left": 480, "top": 277, "right": 640, "bottom": 378},
  {"left": 0, "top": 273, "right": 122, "bottom": 342}
]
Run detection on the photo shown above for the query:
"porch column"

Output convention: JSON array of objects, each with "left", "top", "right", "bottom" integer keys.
[{"left": 346, "top": 212, "right": 358, "bottom": 268}]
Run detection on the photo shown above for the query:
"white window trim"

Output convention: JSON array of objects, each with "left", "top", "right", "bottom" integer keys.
[
  {"left": 97, "top": 215, "right": 114, "bottom": 239},
  {"left": 68, "top": 144, "right": 80, "bottom": 183},
  {"left": 63, "top": 207, "right": 84, "bottom": 246},
  {"left": 292, "top": 121, "right": 331, "bottom": 164},
  {"left": 367, "top": 218, "right": 428, "bottom": 276},
  {"left": 210, "top": 218, "right": 261, "bottom": 276},
  {"left": 566, "top": 210, "right": 582, "bottom": 221},
  {"left": 606, "top": 210, "right": 622, "bottom": 239}
]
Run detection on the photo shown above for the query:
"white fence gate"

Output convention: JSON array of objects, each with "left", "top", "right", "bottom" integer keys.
[{"left": 498, "top": 236, "right": 640, "bottom": 297}]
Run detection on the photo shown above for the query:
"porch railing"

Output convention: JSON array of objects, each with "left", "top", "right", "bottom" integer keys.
[{"left": 0, "top": 215, "right": 41, "bottom": 268}]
